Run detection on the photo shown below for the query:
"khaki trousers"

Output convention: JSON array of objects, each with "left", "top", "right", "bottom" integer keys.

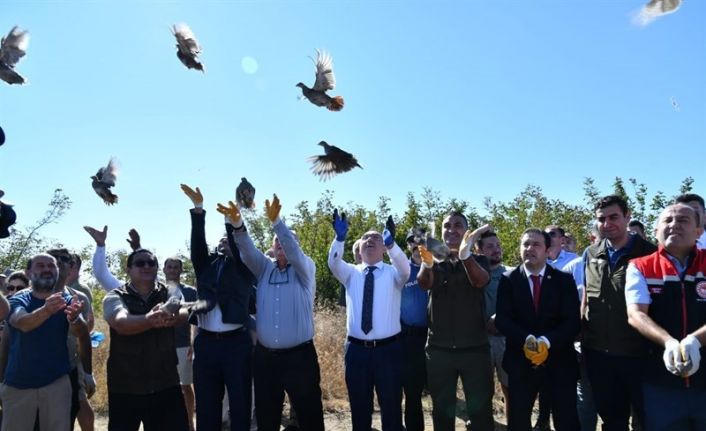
[{"left": 0, "top": 374, "right": 71, "bottom": 431}]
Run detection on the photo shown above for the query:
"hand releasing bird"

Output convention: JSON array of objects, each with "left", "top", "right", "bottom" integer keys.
[
  {"left": 296, "top": 49, "right": 344, "bottom": 111},
  {"left": 0, "top": 26, "right": 30, "bottom": 85},
  {"left": 91, "top": 158, "right": 119, "bottom": 205},
  {"left": 308, "top": 141, "right": 362, "bottom": 181},
  {"left": 235, "top": 177, "right": 256, "bottom": 210},
  {"left": 171, "top": 23, "right": 204, "bottom": 72}
]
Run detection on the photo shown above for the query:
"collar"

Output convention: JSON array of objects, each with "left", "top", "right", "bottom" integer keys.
[
  {"left": 606, "top": 233, "right": 636, "bottom": 254},
  {"left": 363, "top": 261, "right": 384, "bottom": 271},
  {"left": 522, "top": 264, "right": 547, "bottom": 278}
]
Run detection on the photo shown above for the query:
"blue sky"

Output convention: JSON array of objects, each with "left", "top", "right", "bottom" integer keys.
[{"left": 1, "top": 0, "right": 704, "bottom": 259}]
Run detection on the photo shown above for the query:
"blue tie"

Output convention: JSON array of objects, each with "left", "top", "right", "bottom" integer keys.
[{"left": 361, "top": 266, "right": 376, "bottom": 334}]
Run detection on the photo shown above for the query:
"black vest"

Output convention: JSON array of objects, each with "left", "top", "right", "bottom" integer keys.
[{"left": 107, "top": 283, "right": 180, "bottom": 394}]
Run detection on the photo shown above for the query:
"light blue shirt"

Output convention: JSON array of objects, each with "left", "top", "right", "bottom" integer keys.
[
  {"left": 233, "top": 219, "right": 316, "bottom": 349},
  {"left": 548, "top": 249, "right": 578, "bottom": 270}
]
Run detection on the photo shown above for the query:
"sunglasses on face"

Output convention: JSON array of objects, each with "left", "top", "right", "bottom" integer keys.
[
  {"left": 6, "top": 284, "right": 25, "bottom": 292},
  {"left": 132, "top": 260, "right": 157, "bottom": 268},
  {"left": 52, "top": 255, "right": 72, "bottom": 263}
]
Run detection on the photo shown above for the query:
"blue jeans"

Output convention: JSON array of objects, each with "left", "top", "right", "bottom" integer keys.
[
  {"left": 345, "top": 338, "right": 403, "bottom": 431},
  {"left": 193, "top": 330, "right": 252, "bottom": 431},
  {"left": 643, "top": 383, "right": 706, "bottom": 431}
]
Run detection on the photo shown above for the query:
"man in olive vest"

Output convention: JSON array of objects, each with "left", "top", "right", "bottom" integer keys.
[{"left": 102, "top": 248, "right": 190, "bottom": 431}]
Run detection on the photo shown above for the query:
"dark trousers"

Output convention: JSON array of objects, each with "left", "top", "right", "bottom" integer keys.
[
  {"left": 426, "top": 345, "right": 494, "bottom": 431},
  {"left": 69, "top": 367, "right": 80, "bottom": 429},
  {"left": 193, "top": 330, "right": 252, "bottom": 431},
  {"left": 584, "top": 348, "right": 645, "bottom": 431},
  {"left": 507, "top": 368, "right": 579, "bottom": 431},
  {"left": 400, "top": 328, "right": 427, "bottom": 431},
  {"left": 345, "top": 338, "right": 403, "bottom": 431},
  {"left": 253, "top": 341, "right": 325, "bottom": 431},
  {"left": 108, "top": 386, "right": 189, "bottom": 431}
]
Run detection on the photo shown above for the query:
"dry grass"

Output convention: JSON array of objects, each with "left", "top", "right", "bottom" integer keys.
[{"left": 91, "top": 308, "right": 512, "bottom": 427}]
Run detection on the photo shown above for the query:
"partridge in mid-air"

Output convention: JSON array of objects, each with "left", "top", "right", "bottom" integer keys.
[
  {"left": 0, "top": 125, "right": 5, "bottom": 146},
  {"left": 236, "top": 177, "right": 256, "bottom": 210},
  {"left": 308, "top": 141, "right": 362, "bottom": 180},
  {"left": 171, "top": 23, "right": 204, "bottom": 72},
  {"left": 0, "top": 26, "right": 30, "bottom": 85},
  {"left": 644, "top": 0, "right": 681, "bottom": 16},
  {"left": 91, "top": 158, "right": 119, "bottom": 205},
  {"left": 296, "top": 49, "right": 344, "bottom": 112}
]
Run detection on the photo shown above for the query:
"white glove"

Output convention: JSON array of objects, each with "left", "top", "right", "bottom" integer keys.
[
  {"left": 680, "top": 334, "right": 702, "bottom": 377},
  {"left": 663, "top": 338, "right": 681, "bottom": 375},
  {"left": 83, "top": 373, "right": 97, "bottom": 399},
  {"left": 459, "top": 231, "right": 474, "bottom": 260}
]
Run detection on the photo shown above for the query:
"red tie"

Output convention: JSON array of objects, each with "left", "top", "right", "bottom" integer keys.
[{"left": 530, "top": 274, "right": 542, "bottom": 312}]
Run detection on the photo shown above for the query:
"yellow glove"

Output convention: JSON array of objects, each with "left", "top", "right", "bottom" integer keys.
[
  {"left": 216, "top": 201, "right": 243, "bottom": 228},
  {"left": 180, "top": 184, "right": 204, "bottom": 207},
  {"left": 265, "top": 194, "right": 282, "bottom": 224},
  {"left": 523, "top": 335, "right": 538, "bottom": 362},
  {"left": 531, "top": 342, "right": 549, "bottom": 366},
  {"left": 418, "top": 245, "right": 434, "bottom": 268}
]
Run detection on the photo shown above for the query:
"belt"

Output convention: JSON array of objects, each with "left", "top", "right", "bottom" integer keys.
[
  {"left": 347, "top": 334, "right": 399, "bottom": 348},
  {"left": 199, "top": 327, "right": 246, "bottom": 338},
  {"left": 401, "top": 324, "right": 428, "bottom": 337},
  {"left": 256, "top": 340, "right": 313, "bottom": 355}
]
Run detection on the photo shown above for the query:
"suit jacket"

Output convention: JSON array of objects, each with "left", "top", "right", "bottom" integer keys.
[{"left": 495, "top": 265, "right": 580, "bottom": 378}]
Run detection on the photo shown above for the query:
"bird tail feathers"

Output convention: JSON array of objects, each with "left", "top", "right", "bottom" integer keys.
[{"left": 327, "top": 96, "right": 344, "bottom": 111}]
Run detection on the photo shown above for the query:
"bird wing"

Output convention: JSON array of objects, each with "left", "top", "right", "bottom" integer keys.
[
  {"left": 643, "top": 0, "right": 682, "bottom": 17},
  {"left": 312, "top": 49, "right": 336, "bottom": 92},
  {"left": 308, "top": 145, "right": 361, "bottom": 180},
  {"left": 0, "top": 26, "right": 29, "bottom": 68},
  {"left": 100, "top": 157, "right": 119, "bottom": 186},
  {"left": 172, "top": 23, "right": 201, "bottom": 56}
]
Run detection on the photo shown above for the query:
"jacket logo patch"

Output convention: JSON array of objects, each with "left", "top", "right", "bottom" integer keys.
[
  {"left": 696, "top": 281, "right": 706, "bottom": 299},
  {"left": 649, "top": 286, "right": 663, "bottom": 294}
]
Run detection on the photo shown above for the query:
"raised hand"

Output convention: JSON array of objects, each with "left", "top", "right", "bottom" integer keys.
[
  {"left": 216, "top": 201, "right": 243, "bottom": 228},
  {"left": 332, "top": 209, "right": 348, "bottom": 242},
  {"left": 383, "top": 215, "right": 396, "bottom": 248},
  {"left": 180, "top": 184, "right": 203, "bottom": 208},
  {"left": 265, "top": 194, "right": 282, "bottom": 224},
  {"left": 83, "top": 225, "right": 107, "bottom": 247},
  {"left": 126, "top": 228, "right": 141, "bottom": 251},
  {"left": 459, "top": 223, "right": 492, "bottom": 260},
  {"left": 418, "top": 245, "right": 434, "bottom": 268}
]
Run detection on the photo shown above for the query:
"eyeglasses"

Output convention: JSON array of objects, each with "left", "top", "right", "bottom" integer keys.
[
  {"left": 268, "top": 267, "right": 290, "bottom": 285},
  {"left": 132, "top": 260, "right": 157, "bottom": 268},
  {"left": 361, "top": 233, "right": 383, "bottom": 242},
  {"left": 52, "top": 255, "right": 72, "bottom": 263}
]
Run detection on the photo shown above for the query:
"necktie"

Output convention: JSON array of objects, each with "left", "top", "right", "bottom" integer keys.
[
  {"left": 530, "top": 274, "right": 542, "bottom": 312},
  {"left": 361, "top": 266, "right": 376, "bottom": 334}
]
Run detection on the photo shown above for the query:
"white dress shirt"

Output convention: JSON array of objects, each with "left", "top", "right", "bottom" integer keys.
[{"left": 328, "top": 239, "right": 410, "bottom": 340}]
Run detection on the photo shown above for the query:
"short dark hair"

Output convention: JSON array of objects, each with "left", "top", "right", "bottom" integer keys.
[
  {"left": 164, "top": 257, "right": 183, "bottom": 270},
  {"left": 127, "top": 249, "right": 158, "bottom": 268},
  {"left": 46, "top": 248, "right": 71, "bottom": 258},
  {"left": 544, "top": 225, "right": 565, "bottom": 237},
  {"left": 444, "top": 211, "right": 468, "bottom": 229},
  {"left": 594, "top": 195, "right": 629, "bottom": 215},
  {"left": 71, "top": 253, "right": 82, "bottom": 269},
  {"left": 675, "top": 193, "right": 705, "bottom": 211},
  {"left": 628, "top": 220, "right": 645, "bottom": 232},
  {"left": 7, "top": 271, "right": 30, "bottom": 287},
  {"left": 522, "top": 228, "right": 551, "bottom": 249},
  {"left": 477, "top": 231, "right": 498, "bottom": 249}
]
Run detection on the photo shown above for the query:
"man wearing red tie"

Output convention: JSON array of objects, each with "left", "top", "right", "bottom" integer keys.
[{"left": 496, "top": 229, "right": 581, "bottom": 431}]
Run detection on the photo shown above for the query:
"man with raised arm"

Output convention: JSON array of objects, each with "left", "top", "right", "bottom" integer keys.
[{"left": 328, "top": 210, "right": 410, "bottom": 431}]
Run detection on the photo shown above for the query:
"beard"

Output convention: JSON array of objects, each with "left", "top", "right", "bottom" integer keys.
[
  {"left": 31, "top": 273, "right": 57, "bottom": 292},
  {"left": 489, "top": 256, "right": 502, "bottom": 266}
]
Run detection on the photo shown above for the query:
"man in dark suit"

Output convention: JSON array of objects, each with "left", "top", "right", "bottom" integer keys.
[{"left": 496, "top": 228, "right": 580, "bottom": 431}]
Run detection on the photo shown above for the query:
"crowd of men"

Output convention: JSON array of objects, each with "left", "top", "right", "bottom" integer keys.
[{"left": 0, "top": 190, "right": 704, "bottom": 431}]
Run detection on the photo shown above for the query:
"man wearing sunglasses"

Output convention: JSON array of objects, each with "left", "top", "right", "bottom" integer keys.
[
  {"left": 47, "top": 248, "right": 96, "bottom": 431},
  {"left": 328, "top": 210, "right": 410, "bottom": 431},
  {"left": 102, "top": 248, "right": 190, "bottom": 430},
  {"left": 217, "top": 194, "right": 325, "bottom": 431}
]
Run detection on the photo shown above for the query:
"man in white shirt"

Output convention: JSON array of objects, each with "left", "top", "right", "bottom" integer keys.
[{"left": 328, "top": 210, "right": 409, "bottom": 431}]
